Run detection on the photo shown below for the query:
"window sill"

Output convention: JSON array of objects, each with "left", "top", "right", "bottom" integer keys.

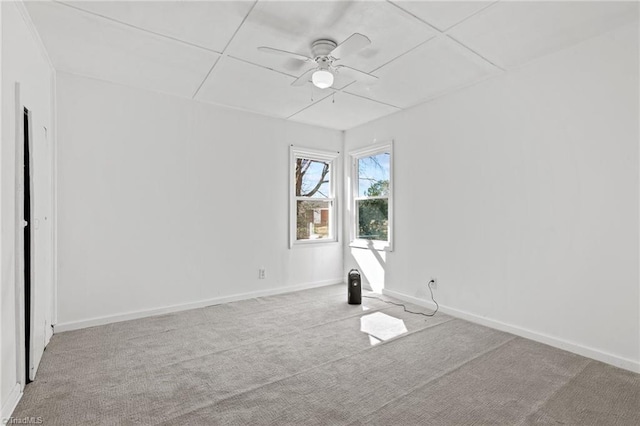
[
  {"left": 292, "top": 238, "right": 339, "bottom": 248},
  {"left": 349, "top": 239, "right": 392, "bottom": 252}
]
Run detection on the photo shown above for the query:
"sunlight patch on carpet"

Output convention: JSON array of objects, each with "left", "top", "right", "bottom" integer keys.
[{"left": 360, "top": 312, "right": 408, "bottom": 345}]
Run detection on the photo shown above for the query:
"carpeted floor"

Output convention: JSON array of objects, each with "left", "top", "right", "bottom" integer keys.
[{"left": 12, "top": 284, "right": 640, "bottom": 425}]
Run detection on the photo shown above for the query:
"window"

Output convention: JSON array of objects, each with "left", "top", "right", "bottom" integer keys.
[
  {"left": 350, "top": 142, "right": 393, "bottom": 250},
  {"left": 290, "top": 146, "right": 339, "bottom": 247}
]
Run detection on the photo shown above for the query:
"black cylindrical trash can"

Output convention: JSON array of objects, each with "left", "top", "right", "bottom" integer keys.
[{"left": 348, "top": 269, "right": 362, "bottom": 305}]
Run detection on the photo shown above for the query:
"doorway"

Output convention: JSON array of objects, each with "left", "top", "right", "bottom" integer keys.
[{"left": 23, "top": 107, "right": 32, "bottom": 384}]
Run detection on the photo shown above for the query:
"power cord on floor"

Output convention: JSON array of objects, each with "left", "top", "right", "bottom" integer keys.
[{"left": 362, "top": 279, "right": 439, "bottom": 317}]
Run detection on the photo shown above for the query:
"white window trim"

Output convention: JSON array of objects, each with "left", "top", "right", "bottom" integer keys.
[
  {"left": 349, "top": 141, "right": 394, "bottom": 252},
  {"left": 290, "top": 146, "right": 340, "bottom": 249}
]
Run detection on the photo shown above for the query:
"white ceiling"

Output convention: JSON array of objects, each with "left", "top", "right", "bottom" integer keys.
[{"left": 25, "top": 1, "right": 638, "bottom": 131}]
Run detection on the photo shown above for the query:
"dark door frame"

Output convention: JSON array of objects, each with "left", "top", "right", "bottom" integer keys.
[{"left": 23, "top": 106, "right": 33, "bottom": 384}]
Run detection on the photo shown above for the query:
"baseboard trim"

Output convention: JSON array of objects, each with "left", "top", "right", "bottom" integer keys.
[
  {"left": 382, "top": 288, "right": 640, "bottom": 374},
  {"left": 0, "top": 383, "right": 22, "bottom": 421},
  {"left": 54, "top": 279, "right": 343, "bottom": 333}
]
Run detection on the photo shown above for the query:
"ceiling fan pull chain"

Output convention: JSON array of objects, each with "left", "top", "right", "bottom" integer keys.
[{"left": 332, "top": 92, "right": 335, "bottom": 104}]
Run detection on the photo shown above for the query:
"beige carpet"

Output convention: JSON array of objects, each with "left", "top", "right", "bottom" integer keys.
[{"left": 12, "top": 284, "right": 640, "bottom": 425}]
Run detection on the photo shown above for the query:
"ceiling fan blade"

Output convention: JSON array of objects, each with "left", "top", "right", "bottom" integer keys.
[
  {"left": 292, "top": 68, "right": 317, "bottom": 87},
  {"left": 332, "top": 71, "right": 356, "bottom": 89},
  {"left": 258, "top": 46, "right": 313, "bottom": 63},
  {"left": 335, "top": 65, "right": 378, "bottom": 85},
  {"left": 330, "top": 33, "right": 371, "bottom": 60}
]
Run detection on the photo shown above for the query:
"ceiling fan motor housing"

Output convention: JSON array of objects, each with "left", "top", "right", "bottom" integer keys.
[{"left": 311, "top": 39, "right": 337, "bottom": 59}]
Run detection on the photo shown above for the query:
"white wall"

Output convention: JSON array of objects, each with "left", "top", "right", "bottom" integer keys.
[
  {"left": 345, "top": 23, "right": 639, "bottom": 372},
  {"left": 55, "top": 72, "right": 343, "bottom": 330},
  {"left": 1, "top": 0, "right": 55, "bottom": 418}
]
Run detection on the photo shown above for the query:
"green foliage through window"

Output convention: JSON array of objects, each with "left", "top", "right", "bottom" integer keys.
[
  {"left": 357, "top": 199, "right": 388, "bottom": 241},
  {"left": 356, "top": 151, "right": 390, "bottom": 242}
]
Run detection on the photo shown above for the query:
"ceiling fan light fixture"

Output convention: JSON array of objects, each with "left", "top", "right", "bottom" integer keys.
[{"left": 312, "top": 69, "right": 334, "bottom": 89}]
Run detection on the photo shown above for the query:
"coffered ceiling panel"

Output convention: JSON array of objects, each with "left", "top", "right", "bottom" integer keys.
[
  {"left": 225, "top": 0, "right": 437, "bottom": 78},
  {"left": 449, "top": 1, "right": 639, "bottom": 69},
  {"left": 391, "top": 0, "right": 496, "bottom": 31},
  {"left": 61, "top": 0, "right": 254, "bottom": 52},
  {"left": 26, "top": 1, "right": 219, "bottom": 98},
  {"left": 195, "top": 56, "right": 334, "bottom": 119},
  {"left": 346, "top": 36, "right": 499, "bottom": 109},
  {"left": 290, "top": 92, "right": 399, "bottom": 130}
]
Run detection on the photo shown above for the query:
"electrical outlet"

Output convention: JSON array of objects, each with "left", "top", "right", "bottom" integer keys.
[
  {"left": 258, "top": 268, "right": 266, "bottom": 279},
  {"left": 430, "top": 277, "right": 438, "bottom": 290}
]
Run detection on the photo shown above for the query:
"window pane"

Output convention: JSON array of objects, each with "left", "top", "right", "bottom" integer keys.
[
  {"left": 358, "top": 153, "right": 390, "bottom": 197},
  {"left": 296, "top": 158, "right": 330, "bottom": 198},
  {"left": 357, "top": 199, "right": 388, "bottom": 241},
  {"left": 297, "top": 200, "right": 331, "bottom": 240}
]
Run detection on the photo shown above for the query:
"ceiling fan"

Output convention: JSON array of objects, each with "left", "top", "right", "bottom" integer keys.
[{"left": 258, "top": 33, "right": 378, "bottom": 90}]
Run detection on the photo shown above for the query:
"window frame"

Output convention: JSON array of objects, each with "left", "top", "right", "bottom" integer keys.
[
  {"left": 349, "top": 141, "right": 394, "bottom": 251},
  {"left": 289, "top": 146, "right": 340, "bottom": 248}
]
